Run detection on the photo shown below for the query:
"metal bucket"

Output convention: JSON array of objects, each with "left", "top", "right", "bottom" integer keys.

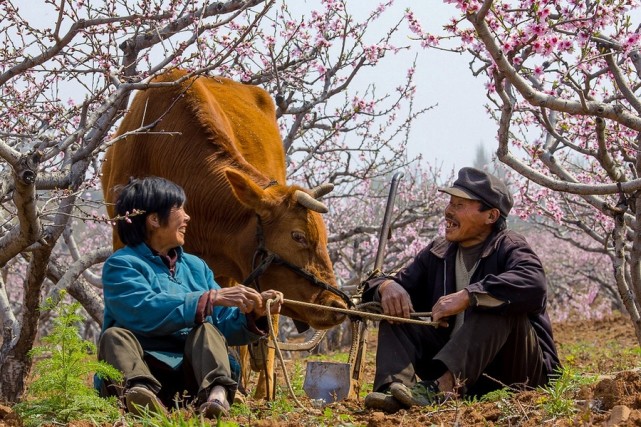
[{"left": 302, "top": 361, "right": 351, "bottom": 404}]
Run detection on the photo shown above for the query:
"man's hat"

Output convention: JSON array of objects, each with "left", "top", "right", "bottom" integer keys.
[{"left": 438, "top": 167, "right": 513, "bottom": 218}]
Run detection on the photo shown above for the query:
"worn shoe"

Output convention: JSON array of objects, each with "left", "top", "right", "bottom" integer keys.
[
  {"left": 198, "top": 398, "right": 230, "bottom": 419},
  {"left": 233, "top": 391, "right": 246, "bottom": 405},
  {"left": 125, "top": 385, "right": 168, "bottom": 417},
  {"left": 364, "top": 391, "right": 405, "bottom": 413},
  {"left": 390, "top": 380, "right": 442, "bottom": 407}
]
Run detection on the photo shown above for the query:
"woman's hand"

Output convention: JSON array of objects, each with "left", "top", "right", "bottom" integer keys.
[
  {"left": 210, "top": 285, "right": 263, "bottom": 314},
  {"left": 207, "top": 286, "right": 284, "bottom": 316},
  {"left": 253, "top": 290, "right": 284, "bottom": 317}
]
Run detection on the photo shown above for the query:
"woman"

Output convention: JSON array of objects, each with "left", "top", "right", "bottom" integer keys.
[{"left": 98, "top": 176, "right": 282, "bottom": 418}]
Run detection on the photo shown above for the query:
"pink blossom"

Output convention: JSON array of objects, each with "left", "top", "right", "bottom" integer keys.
[
  {"left": 420, "top": 34, "right": 440, "bottom": 48},
  {"left": 407, "top": 67, "right": 415, "bottom": 79},
  {"left": 537, "top": 7, "right": 552, "bottom": 19},
  {"left": 623, "top": 33, "right": 641, "bottom": 51},
  {"left": 315, "top": 36, "right": 332, "bottom": 48},
  {"left": 484, "top": 81, "right": 496, "bottom": 93},
  {"left": 461, "top": 29, "right": 475, "bottom": 45},
  {"left": 363, "top": 44, "right": 383, "bottom": 62},
  {"left": 405, "top": 10, "right": 423, "bottom": 35}
]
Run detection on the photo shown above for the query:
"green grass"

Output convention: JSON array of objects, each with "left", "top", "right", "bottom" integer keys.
[
  {"left": 479, "top": 387, "right": 514, "bottom": 403},
  {"left": 286, "top": 360, "right": 306, "bottom": 396},
  {"left": 559, "top": 340, "right": 641, "bottom": 372},
  {"left": 316, "top": 406, "right": 357, "bottom": 426},
  {"left": 537, "top": 366, "right": 597, "bottom": 418},
  {"left": 307, "top": 352, "right": 350, "bottom": 363},
  {"left": 12, "top": 312, "right": 641, "bottom": 426},
  {"left": 14, "top": 293, "right": 122, "bottom": 427},
  {"left": 130, "top": 407, "right": 213, "bottom": 427}
]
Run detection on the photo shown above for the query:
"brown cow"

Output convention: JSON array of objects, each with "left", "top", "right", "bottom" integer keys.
[{"left": 101, "top": 69, "right": 349, "bottom": 398}]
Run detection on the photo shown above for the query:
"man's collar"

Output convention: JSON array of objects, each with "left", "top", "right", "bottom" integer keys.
[{"left": 430, "top": 229, "right": 506, "bottom": 259}]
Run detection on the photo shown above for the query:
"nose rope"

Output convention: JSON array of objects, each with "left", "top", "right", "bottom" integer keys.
[
  {"left": 282, "top": 298, "right": 438, "bottom": 326},
  {"left": 242, "top": 215, "right": 354, "bottom": 308}
]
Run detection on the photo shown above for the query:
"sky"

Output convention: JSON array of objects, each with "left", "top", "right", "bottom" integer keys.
[
  {"left": 292, "top": 0, "right": 496, "bottom": 174},
  {"left": 14, "top": 0, "right": 493, "bottom": 174},
  {"left": 406, "top": 3, "right": 495, "bottom": 172}
]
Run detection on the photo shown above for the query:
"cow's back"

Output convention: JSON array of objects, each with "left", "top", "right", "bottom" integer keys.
[{"left": 184, "top": 72, "right": 286, "bottom": 180}]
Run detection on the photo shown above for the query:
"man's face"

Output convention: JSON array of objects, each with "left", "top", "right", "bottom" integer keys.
[{"left": 444, "top": 195, "right": 498, "bottom": 247}]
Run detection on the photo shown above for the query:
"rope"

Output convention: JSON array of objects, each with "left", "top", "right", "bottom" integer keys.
[
  {"left": 354, "top": 300, "right": 433, "bottom": 319},
  {"left": 282, "top": 298, "right": 439, "bottom": 327},
  {"left": 261, "top": 300, "right": 436, "bottom": 354},
  {"left": 261, "top": 296, "right": 440, "bottom": 413},
  {"left": 266, "top": 330, "right": 327, "bottom": 351},
  {"left": 265, "top": 298, "right": 322, "bottom": 414}
]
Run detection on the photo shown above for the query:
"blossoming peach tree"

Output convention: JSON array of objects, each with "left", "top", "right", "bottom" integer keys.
[
  {"left": 0, "top": 0, "right": 441, "bottom": 402},
  {"left": 410, "top": 0, "right": 641, "bottom": 340}
]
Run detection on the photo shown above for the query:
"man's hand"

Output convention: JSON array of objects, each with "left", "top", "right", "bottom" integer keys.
[
  {"left": 379, "top": 280, "right": 414, "bottom": 320},
  {"left": 431, "top": 290, "right": 471, "bottom": 323}
]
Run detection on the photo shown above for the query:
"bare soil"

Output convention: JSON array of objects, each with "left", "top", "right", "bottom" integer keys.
[
  {"left": 238, "top": 315, "right": 641, "bottom": 426},
  {"left": 2, "top": 315, "right": 640, "bottom": 426}
]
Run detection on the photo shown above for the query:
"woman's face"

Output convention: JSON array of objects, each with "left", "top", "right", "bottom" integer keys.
[{"left": 147, "top": 205, "right": 191, "bottom": 255}]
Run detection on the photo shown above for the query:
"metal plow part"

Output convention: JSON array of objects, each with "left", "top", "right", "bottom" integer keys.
[{"left": 302, "top": 361, "right": 351, "bottom": 404}]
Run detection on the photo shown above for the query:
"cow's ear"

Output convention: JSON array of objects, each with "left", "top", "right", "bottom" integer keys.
[{"left": 225, "top": 169, "right": 267, "bottom": 213}]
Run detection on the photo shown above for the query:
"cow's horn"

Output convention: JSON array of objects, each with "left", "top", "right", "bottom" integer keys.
[
  {"left": 294, "top": 190, "right": 329, "bottom": 213},
  {"left": 310, "top": 183, "right": 334, "bottom": 199}
]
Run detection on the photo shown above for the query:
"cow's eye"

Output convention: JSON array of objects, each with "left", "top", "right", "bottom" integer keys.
[{"left": 292, "top": 231, "right": 308, "bottom": 246}]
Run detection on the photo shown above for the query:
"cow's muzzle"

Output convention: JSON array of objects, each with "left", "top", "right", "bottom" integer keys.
[{"left": 242, "top": 215, "right": 354, "bottom": 310}]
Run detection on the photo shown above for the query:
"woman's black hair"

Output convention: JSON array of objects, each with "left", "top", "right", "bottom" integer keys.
[
  {"left": 114, "top": 176, "right": 187, "bottom": 246},
  {"left": 478, "top": 201, "right": 507, "bottom": 231}
]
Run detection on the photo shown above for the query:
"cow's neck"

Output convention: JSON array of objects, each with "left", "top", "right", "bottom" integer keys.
[{"left": 185, "top": 211, "right": 258, "bottom": 286}]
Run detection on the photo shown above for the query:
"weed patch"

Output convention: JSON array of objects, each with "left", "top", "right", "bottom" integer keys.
[{"left": 13, "top": 293, "right": 122, "bottom": 426}]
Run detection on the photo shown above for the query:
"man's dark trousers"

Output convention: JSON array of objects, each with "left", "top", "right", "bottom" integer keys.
[{"left": 374, "top": 311, "right": 548, "bottom": 396}]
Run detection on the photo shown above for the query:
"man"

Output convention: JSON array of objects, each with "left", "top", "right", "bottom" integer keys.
[{"left": 363, "top": 167, "right": 560, "bottom": 412}]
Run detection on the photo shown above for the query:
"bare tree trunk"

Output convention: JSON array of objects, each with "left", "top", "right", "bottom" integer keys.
[
  {"left": 0, "top": 356, "right": 30, "bottom": 403},
  {"left": 0, "top": 246, "right": 52, "bottom": 402}
]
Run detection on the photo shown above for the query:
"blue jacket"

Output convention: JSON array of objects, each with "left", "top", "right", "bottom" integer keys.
[{"left": 101, "top": 243, "right": 261, "bottom": 367}]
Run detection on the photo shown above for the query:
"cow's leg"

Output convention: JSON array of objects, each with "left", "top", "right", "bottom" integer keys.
[{"left": 253, "top": 314, "right": 278, "bottom": 400}]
